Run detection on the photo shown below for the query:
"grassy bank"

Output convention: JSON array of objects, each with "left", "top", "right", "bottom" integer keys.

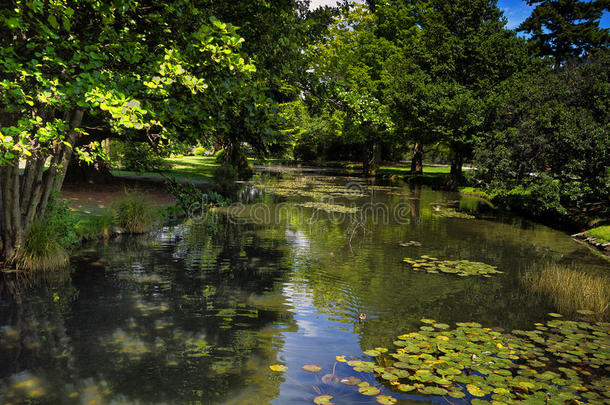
[{"left": 586, "top": 226, "right": 610, "bottom": 244}]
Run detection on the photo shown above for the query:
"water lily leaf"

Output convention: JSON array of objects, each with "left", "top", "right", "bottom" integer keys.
[
  {"left": 269, "top": 364, "right": 287, "bottom": 372},
  {"left": 313, "top": 394, "right": 333, "bottom": 404},
  {"left": 420, "top": 318, "right": 436, "bottom": 324},
  {"left": 340, "top": 377, "right": 361, "bottom": 386},
  {"left": 576, "top": 309, "right": 594, "bottom": 315},
  {"left": 448, "top": 390, "right": 466, "bottom": 398},
  {"left": 398, "top": 384, "right": 416, "bottom": 392},
  {"left": 364, "top": 349, "right": 381, "bottom": 356},
  {"left": 434, "top": 323, "right": 450, "bottom": 330},
  {"left": 335, "top": 355, "right": 346, "bottom": 362},
  {"left": 375, "top": 395, "right": 397, "bottom": 404},
  {"left": 420, "top": 386, "right": 448, "bottom": 396},
  {"left": 302, "top": 364, "right": 322, "bottom": 372},
  {"left": 467, "top": 384, "right": 485, "bottom": 397},
  {"left": 548, "top": 313, "right": 563, "bottom": 318},
  {"left": 358, "top": 384, "right": 381, "bottom": 396}
]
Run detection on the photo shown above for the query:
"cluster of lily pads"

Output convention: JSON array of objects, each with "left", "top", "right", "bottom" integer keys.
[
  {"left": 269, "top": 361, "right": 397, "bottom": 404},
  {"left": 298, "top": 202, "right": 360, "bottom": 214},
  {"left": 350, "top": 316, "right": 609, "bottom": 404},
  {"left": 403, "top": 255, "right": 503, "bottom": 277}
]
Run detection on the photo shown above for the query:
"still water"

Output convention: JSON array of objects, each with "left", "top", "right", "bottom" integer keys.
[{"left": 0, "top": 172, "right": 607, "bottom": 404}]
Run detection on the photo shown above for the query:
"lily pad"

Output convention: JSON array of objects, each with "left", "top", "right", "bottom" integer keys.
[
  {"left": 403, "top": 256, "right": 502, "bottom": 277},
  {"left": 269, "top": 364, "right": 287, "bottom": 372},
  {"left": 358, "top": 382, "right": 381, "bottom": 396},
  {"left": 313, "top": 395, "right": 333, "bottom": 404},
  {"left": 340, "top": 377, "right": 361, "bottom": 386},
  {"left": 467, "top": 384, "right": 485, "bottom": 397},
  {"left": 375, "top": 395, "right": 397, "bottom": 404},
  {"left": 302, "top": 364, "right": 322, "bottom": 372}
]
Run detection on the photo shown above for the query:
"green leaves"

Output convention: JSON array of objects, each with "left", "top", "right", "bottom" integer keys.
[
  {"left": 342, "top": 317, "right": 610, "bottom": 404},
  {"left": 403, "top": 256, "right": 503, "bottom": 277}
]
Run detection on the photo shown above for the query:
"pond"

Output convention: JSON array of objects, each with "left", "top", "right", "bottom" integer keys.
[{"left": 0, "top": 171, "right": 608, "bottom": 404}]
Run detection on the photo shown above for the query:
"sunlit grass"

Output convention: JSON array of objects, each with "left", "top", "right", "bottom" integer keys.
[
  {"left": 111, "top": 156, "right": 219, "bottom": 182},
  {"left": 521, "top": 263, "right": 610, "bottom": 320},
  {"left": 586, "top": 225, "right": 610, "bottom": 243}
]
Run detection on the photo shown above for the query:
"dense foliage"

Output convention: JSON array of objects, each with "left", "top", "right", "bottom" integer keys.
[
  {"left": 0, "top": 0, "right": 608, "bottom": 265},
  {"left": 476, "top": 50, "right": 610, "bottom": 219}
]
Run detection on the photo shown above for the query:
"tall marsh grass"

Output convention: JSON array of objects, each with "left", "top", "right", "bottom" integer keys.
[
  {"left": 114, "top": 193, "right": 157, "bottom": 234},
  {"left": 14, "top": 219, "right": 69, "bottom": 271},
  {"left": 521, "top": 263, "right": 610, "bottom": 320}
]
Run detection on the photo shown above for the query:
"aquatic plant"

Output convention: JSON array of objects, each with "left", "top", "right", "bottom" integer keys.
[
  {"left": 76, "top": 211, "right": 115, "bottom": 240},
  {"left": 348, "top": 317, "right": 609, "bottom": 403},
  {"left": 521, "top": 263, "right": 610, "bottom": 320},
  {"left": 113, "top": 193, "right": 158, "bottom": 234},
  {"left": 403, "top": 256, "right": 503, "bottom": 277},
  {"left": 298, "top": 202, "right": 359, "bottom": 214},
  {"left": 13, "top": 218, "right": 69, "bottom": 271},
  {"left": 432, "top": 208, "right": 475, "bottom": 219}
]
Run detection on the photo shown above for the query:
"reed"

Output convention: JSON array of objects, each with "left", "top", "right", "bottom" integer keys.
[
  {"left": 13, "top": 219, "right": 69, "bottom": 271},
  {"left": 114, "top": 192, "right": 157, "bottom": 234},
  {"left": 521, "top": 263, "right": 610, "bottom": 320}
]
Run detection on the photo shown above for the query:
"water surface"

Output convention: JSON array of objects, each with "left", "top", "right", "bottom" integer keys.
[{"left": 0, "top": 172, "right": 607, "bottom": 404}]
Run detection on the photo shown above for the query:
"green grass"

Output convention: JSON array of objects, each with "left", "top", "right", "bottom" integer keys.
[
  {"left": 586, "top": 226, "right": 610, "bottom": 243},
  {"left": 111, "top": 156, "right": 220, "bottom": 182},
  {"left": 378, "top": 165, "right": 452, "bottom": 175}
]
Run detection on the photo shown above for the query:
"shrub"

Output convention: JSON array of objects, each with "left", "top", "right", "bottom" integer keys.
[
  {"left": 521, "top": 263, "right": 610, "bottom": 320},
  {"left": 114, "top": 193, "right": 158, "bottom": 233},
  {"left": 213, "top": 164, "right": 238, "bottom": 195},
  {"left": 193, "top": 147, "right": 207, "bottom": 156}
]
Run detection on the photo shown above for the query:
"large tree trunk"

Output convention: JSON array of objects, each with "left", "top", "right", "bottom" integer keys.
[
  {"left": 450, "top": 153, "right": 463, "bottom": 178},
  {"left": 0, "top": 109, "right": 84, "bottom": 265},
  {"left": 410, "top": 140, "right": 424, "bottom": 174}
]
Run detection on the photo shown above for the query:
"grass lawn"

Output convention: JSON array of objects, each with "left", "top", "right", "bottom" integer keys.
[
  {"left": 110, "top": 156, "right": 219, "bottom": 183},
  {"left": 586, "top": 226, "right": 610, "bottom": 243}
]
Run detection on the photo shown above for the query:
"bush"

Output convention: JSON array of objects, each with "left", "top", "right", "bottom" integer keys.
[
  {"left": 114, "top": 193, "right": 158, "bottom": 233},
  {"left": 213, "top": 164, "right": 238, "bottom": 195},
  {"left": 193, "top": 147, "right": 207, "bottom": 156}
]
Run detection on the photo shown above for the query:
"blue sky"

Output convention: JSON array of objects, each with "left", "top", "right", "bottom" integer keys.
[
  {"left": 310, "top": 0, "right": 610, "bottom": 30},
  {"left": 498, "top": 0, "right": 609, "bottom": 29}
]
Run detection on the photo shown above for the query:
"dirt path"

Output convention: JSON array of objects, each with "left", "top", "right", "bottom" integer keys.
[{"left": 60, "top": 177, "right": 175, "bottom": 213}]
